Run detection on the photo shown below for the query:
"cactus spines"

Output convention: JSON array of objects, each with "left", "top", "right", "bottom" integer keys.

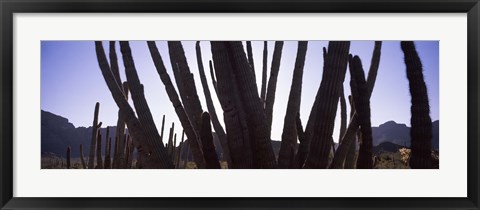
[
  {"left": 304, "top": 41, "right": 350, "bottom": 169},
  {"left": 196, "top": 41, "right": 232, "bottom": 167},
  {"left": 401, "top": 41, "right": 433, "bottom": 169},
  {"left": 260, "top": 41, "right": 268, "bottom": 103},
  {"left": 265, "top": 41, "right": 284, "bottom": 132},
  {"left": 88, "top": 102, "right": 101, "bottom": 169},
  {"left": 66, "top": 146, "right": 71, "bottom": 169},
  {"left": 200, "top": 112, "right": 221, "bottom": 169},
  {"left": 79, "top": 144, "right": 87, "bottom": 169},
  {"left": 278, "top": 41, "right": 308, "bottom": 168},
  {"left": 95, "top": 41, "right": 173, "bottom": 169},
  {"left": 349, "top": 55, "right": 373, "bottom": 169},
  {"left": 330, "top": 41, "right": 382, "bottom": 169},
  {"left": 95, "top": 130, "right": 104, "bottom": 169},
  {"left": 147, "top": 41, "right": 206, "bottom": 169}
]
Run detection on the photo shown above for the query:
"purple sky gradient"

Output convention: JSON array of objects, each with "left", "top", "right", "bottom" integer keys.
[{"left": 41, "top": 41, "right": 439, "bottom": 143}]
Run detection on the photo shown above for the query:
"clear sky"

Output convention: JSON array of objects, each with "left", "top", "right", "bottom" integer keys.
[{"left": 41, "top": 41, "right": 439, "bottom": 144}]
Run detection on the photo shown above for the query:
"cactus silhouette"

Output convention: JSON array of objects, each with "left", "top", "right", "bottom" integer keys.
[
  {"left": 195, "top": 41, "right": 231, "bottom": 167},
  {"left": 88, "top": 102, "right": 102, "bottom": 169},
  {"left": 265, "top": 41, "right": 284, "bottom": 133},
  {"left": 200, "top": 112, "right": 221, "bottom": 169},
  {"left": 339, "top": 86, "right": 347, "bottom": 143},
  {"left": 246, "top": 41, "right": 256, "bottom": 80},
  {"left": 95, "top": 130, "right": 103, "bottom": 169},
  {"left": 330, "top": 41, "right": 382, "bottom": 169},
  {"left": 260, "top": 41, "right": 268, "bottom": 104},
  {"left": 304, "top": 41, "right": 350, "bottom": 169},
  {"left": 113, "top": 81, "right": 129, "bottom": 169},
  {"left": 349, "top": 55, "right": 373, "bottom": 169},
  {"left": 344, "top": 95, "right": 357, "bottom": 169},
  {"left": 79, "top": 144, "right": 87, "bottom": 169},
  {"left": 278, "top": 41, "right": 308, "bottom": 168},
  {"left": 95, "top": 41, "right": 173, "bottom": 169},
  {"left": 401, "top": 41, "right": 433, "bottom": 169},
  {"left": 147, "top": 41, "right": 206, "bottom": 168},
  {"left": 66, "top": 146, "right": 71, "bottom": 169},
  {"left": 104, "top": 136, "right": 112, "bottom": 169}
]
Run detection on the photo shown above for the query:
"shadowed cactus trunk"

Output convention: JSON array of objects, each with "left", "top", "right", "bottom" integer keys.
[
  {"left": 278, "top": 41, "right": 308, "bottom": 168},
  {"left": 66, "top": 146, "right": 71, "bottom": 169},
  {"left": 223, "top": 41, "right": 277, "bottom": 168},
  {"left": 304, "top": 41, "right": 350, "bottom": 169},
  {"left": 260, "top": 41, "right": 268, "bottom": 104},
  {"left": 104, "top": 136, "right": 112, "bottom": 169},
  {"left": 168, "top": 41, "right": 204, "bottom": 132},
  {"left": 79, "top": 144, "right": 87, "bottom": 169},
  {"left": 200, "top": 112, "right": 221, "bottom": 169},
  {"left": 114, "top": 82, "right": 129, "bottom": 169},
  {"left": 330, "top": 41, "right": 382, "bottom": 169},
  {"left": 349, "top": 55, "right": 373, "bottom": 169},
  {"left": 344, "top": 95, "right": 357, "bottom": 169},
  {"left": 147, "top": 41, "right": 206, "bottom": 169},
  {"left": 95, "top": 130, "right": 103, "bottom": 169},
  {"left": 401, "top": 41, "right": 433, "bottom": 169},
  {"left": 95, "top": 41, "right": 173, "bottom": 169},
  {"left": 265, "top": 41, "right": 284, "bottom": 133},
  {"left": 160, "top": 115, "right": 165, "bottom": 142},
  {"left": 208, "top": 60, "right": 219, "bottom": 96},
  {"left": 167, "top": 123, "right": 174, "bottom": 156},
  {"left": 339, "top": 86, "right": 347, "bottom": 143},
  {"left": 246, "top": 41, "right": 256, "bottom": 80},
  {"left": 88, "top": 102, "right": 102, "bottom": 169},
  {"left": 195, "top": 41, "right": 232, "bottom": 167},
  {"left": 210, "top": 41, "right": 253, "bottom": 168}
]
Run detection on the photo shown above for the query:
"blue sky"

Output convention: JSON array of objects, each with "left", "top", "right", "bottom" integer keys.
[{"left": 41, "top": 41, "right": 439, "bottom": 143}]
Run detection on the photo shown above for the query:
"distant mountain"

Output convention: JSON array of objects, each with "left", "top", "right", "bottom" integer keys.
[
  {"left": 372, "top": 120, "right": 439, "bottom": 150},
  {"left": 41, "top": 110, "right": 117, "bottom": 158}
]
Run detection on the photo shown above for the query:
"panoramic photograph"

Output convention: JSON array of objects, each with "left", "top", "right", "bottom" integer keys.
[{"left": 41, "top": 40, "right": 439, "bottom": 169}]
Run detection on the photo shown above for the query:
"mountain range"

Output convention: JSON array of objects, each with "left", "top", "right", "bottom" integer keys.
[{"left": 41, "top": 110, "right": 439, "bottom": 158}]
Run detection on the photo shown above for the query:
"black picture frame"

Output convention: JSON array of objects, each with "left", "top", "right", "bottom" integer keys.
[{"left": 1, "top": 0, "right": 479, "bottom": 209}]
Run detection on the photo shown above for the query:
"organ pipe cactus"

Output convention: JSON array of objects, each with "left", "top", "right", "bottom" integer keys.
[
  {"left": 160, "top": 115, "right": 165, "bottom": 142},
  {"left": 104, "top": 137, "right": 112, "bottom": 169},
  {"left": 278, "top": 41, "right": 308, "bottom": 168},
  {"left": 147, "top": 41, "right": 206, "bottom": 169},
  {"left": 330, "top": 41, "right": 382, "bottom": 169},
  {"left": 66, "top": 146, "right": 71, "bottom": 169},
  {"left": 167, "top": 123, "right": 174, "bottom": 156},
  {"left": 208, "top": 60, "right": 218, "bottom": 95},
  {"left": 120, "top": 41, "right": 172, "bottom": 167},
  {"left": 95, "top": 130, "right": 103, "bottom": 169},
  {"left": 114, "top": 82, "right": 129, "bottom": 169},
  {"left": 210, "top": 41, "right": 253, "bottom": 168},
  {"left": 265, "top": 41, "right": 284, "bottom": 133},
  {"left": 212, "top": 41, "right": 277, "bottom": 168},
  {"left": 260, "top": 41, "right": 268, "bottom": 103},
  {"left": 344, "top": 95, "right": 357, "bottom": 169},
  {"left": 79, "top": 144, "right": 87, "bottom": 169},
  {"left": 88, "top": 102, "right": 102, "bottom": 169},
  {"left": 95, "top": 41, "right": 173, "bottom": 169},
  {"left": 339, "top": 86, "right": 347, "bottom": 143},
  {"left": 304, "top": 41, "right": 350, "bottom": 169},
  {"left": 195, "top": 41, "right": 232, "bottom": 166},
  {"left": 401, "top": 41, "right": 433, "bottom": 169},
  {"left": 200, "top": 112, "right": 221, "bottom": 169},
  {"left": 168, "top": 41, "right": 204, "bottom": 132},
  {"left": 349, "top": 55, "right": 373, "bottom": 169},
  {"left": 246, "top": 41, "right": 256, "bottom": 79}
]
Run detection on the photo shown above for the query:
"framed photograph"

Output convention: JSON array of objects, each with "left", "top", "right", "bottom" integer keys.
[{"left": 1, "top": 0, "right": 479, "bottom": 209}]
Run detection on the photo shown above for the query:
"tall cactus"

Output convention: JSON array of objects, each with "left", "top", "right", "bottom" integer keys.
[
  {"left": 200, "top": 112, "right": 221, "bottom": 169},
  {"left": 401, "top": 41, "right": 433, "bottom": 169},
  {"left": 168, "top": 41, "right": 204, "bottom": 132},
  {"left": 224, "top": 41, "right": 277, "bottom": 168},
  {"left": 167, "top": 123, "right": 174, "bottom": 156},
  {"left": 66, "top": 146, "right": 71, "bottom": 169},
  {"left": 160, "top": 115, "right": 165, "bottom": 142},
  {"left": 113, "top": 82, "right": 129, "bottom": 169},
  {"left": 79, "top": 144, "right": 87, "bottom": 169},
  {"left": 278, "top": 41, "right": 308, "bottom": 168},
  {"left": 210, "top": 41, "right": 253, "bottom": 168},
  {"left": 260, "top": 41, "right": 268, "bottom": 103},
  {"left": 147, "top": 41, "right": 206, "bottom": 169},
  {"left": 338, "top": 86, "right": 347, "bottom": 143},
  {"left": 349, "top": 55, "right": 373, "bottom": 169},
  {"left": 330, "top": 41, "right": 382, "bottom": 169},
  {"left": 104, "top": 136, "right": 112, "bottom": 169},
  {"left": 265, "top": 41, "right": 284, "bottom": 132},
  {"left": 120, "top": 41, "right": 172, "bottom": 167},
  {"left": 88, "top": 102, "right": 102, "bottom": 169},
  {"left": 344, "top": 95, "right": 357, "bottom": 169},
  {"left": 246, "top": 41, "right": 256, "bottom": 80},
  {"left": 303, "top": 41, "right": 350, "bottom": 169},
  {"left": 95, "top": 41, "right": 173, "bottom": 169},
  {"left": 95, "top": 130, "right": 104, "bottom": 169},
  {"left": 195, "top": 41, "right": 232, "bottom": 167}
]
